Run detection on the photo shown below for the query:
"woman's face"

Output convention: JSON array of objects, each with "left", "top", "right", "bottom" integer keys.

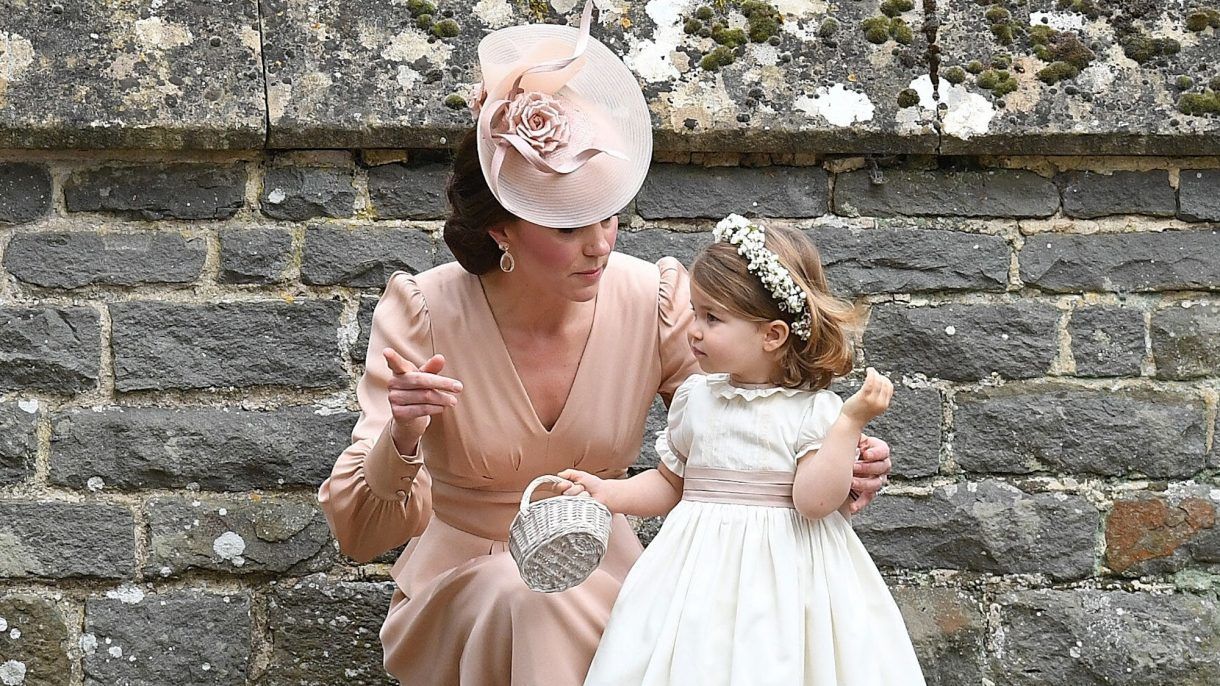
[{"left": 493, "top": 216, "right": 618, "bottom": 302}]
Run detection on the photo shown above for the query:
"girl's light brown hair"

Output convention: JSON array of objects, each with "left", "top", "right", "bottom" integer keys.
[{"left": 691, "top": 224, "right": 860, "bottom": 390}]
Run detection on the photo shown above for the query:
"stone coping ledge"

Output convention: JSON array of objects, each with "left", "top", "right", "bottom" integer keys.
[{"left": 1, "top": 1, "right": 1219, "bottom": 153}]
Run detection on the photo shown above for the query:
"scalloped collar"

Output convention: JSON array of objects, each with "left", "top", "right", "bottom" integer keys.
[{"left": 705, "top": 374, "right": 805, "bottom": 401}]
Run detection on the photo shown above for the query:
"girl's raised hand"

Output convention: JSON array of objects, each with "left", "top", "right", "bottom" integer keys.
[
  {"left": 383, "top": 348, "right": 463, "bottom": 437},
  {"left": 842, "top": 367, "right": 893, "bottom": 425}
]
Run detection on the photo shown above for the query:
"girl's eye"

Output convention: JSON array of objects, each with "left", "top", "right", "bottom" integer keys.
[{"left": 706, "top": 312, "right": 720, "bottom": 323}]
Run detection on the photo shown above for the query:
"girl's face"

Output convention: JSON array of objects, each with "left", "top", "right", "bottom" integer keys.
[
  {"left": 687, "top": 284, "right": 781, "bottom": 384},
  {"left": 492, "top": 216, "right": 618, "bottom": 302}
]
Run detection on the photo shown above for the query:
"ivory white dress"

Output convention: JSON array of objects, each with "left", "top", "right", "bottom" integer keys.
[{"left": 585, "top": 374, "right": 925, "bottom": 686}]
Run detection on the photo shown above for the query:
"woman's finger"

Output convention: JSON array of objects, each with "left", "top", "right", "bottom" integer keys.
[
  {"left": 854, "top": 457, "right": 892, "bottom": 479},
  {"left": 391, "top": 370, "right": 464, "bottom": 395},
  {"left": 383, "top": 347, "right": 417, "bottom": 375},
  {"left": 391, "top": 404, "right": 450, "bottom": 422},
  {"left": 388, "top": 388, "right": 458, "bottom": 407},
  {"left": 852, "top": 475, "right": 886, "bottom": 495},
  {"left": 563, "top": 484, "right": 587, "bottom": 496}
]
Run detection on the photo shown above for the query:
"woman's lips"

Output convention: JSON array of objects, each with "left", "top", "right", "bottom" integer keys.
[{"left": 575, "top": 267, "right": 602, "bottom": 279}]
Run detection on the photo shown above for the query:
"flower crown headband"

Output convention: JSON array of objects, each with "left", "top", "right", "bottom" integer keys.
[{"left": 711, "top": 214, "right": 813, "bottom": 341}]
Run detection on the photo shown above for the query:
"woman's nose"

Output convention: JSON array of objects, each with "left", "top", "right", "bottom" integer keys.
[{"left": 584, "top": 220, "right": 615, "bottom": 256}]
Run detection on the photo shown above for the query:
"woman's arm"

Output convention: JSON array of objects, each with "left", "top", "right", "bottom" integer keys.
[
  {"left": 558, "top": 465, "right": 684, "bottom": 518},
  {"left": 793, "top": 369, "right": 893, "bottom": 521}
]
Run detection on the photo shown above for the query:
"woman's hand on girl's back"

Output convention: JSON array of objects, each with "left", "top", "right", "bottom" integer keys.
[
  {"left": 841, "top": 367, "right": 893, "bottom": 425},
  {"left": 383, "top": 349, "right": 463, "bottom": 443}
]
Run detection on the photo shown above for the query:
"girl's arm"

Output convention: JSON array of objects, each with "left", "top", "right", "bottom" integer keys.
[
  {"left": 793, "top": 368, "right": 893, "bottom": 521},
  {"left": 558, "top": 465, "right": 684, "bottom": 518}
]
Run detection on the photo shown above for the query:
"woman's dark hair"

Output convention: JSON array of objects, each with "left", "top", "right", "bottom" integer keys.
[{"left": 443, "top": 129, "right": 519, "bottom": 274}]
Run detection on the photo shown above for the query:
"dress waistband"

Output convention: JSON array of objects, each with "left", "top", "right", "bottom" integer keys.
[
  {"left": 682, "top": 466, "right": 795, "bottom": 508},
  {"left": 429, "top": 472, "right": 626, "bottom": 541}
]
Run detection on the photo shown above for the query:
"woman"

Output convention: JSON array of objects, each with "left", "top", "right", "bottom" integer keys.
[{"left": 318, "top": 3, "right": 893, "bottom": 684}]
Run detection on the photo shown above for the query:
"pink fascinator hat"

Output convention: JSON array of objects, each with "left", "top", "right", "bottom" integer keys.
[{"left": 471, "top": 0, "right": 653, "bottom": 229}]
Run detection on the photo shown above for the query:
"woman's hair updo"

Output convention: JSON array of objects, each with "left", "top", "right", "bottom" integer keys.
[{"left": 443, "top": 129, "right": 519, "bottom": 274}]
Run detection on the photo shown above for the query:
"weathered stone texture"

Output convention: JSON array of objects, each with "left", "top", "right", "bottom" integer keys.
[
  {"left": 814, "top": 225, "right": 1010, "bottom": 295},
  {"left": 110, "top": 300, "right": 346, "bottom": 391},
  {"left": 1151, "top": 302, "right": 1220, "bottom": 380},
  {"left": 955, "top": 386, "right": 1208, "bottom": 478},
  {"left": 830, "top": 382, "right": 941, "bottom": 479},
  {"left": 0, "top": 594, "right": 72, "bottom": 686},
  {"left": 614, "top": 230, "right": 711, "bottom": 267},
  {"left": 0, "top": 307, "right": 100, "bottom": 393},
  {"left": 1179, "top": 170, "right": 1220, "bottom": 222},
  {"left": 49, "top": 406, "right": 355, "bottom": 491},
  {"left": 1057, "top": 171, "right": 1176, "bottom": 218},
  {"left": 834, "top": 170, "right": 1059, "bottom": 218},
  {"left": 145, "top": 496, "right": 334, "bottom": 577},
  {"left": 1105, "top": 490, "right": 1219, "bottom": 577},
  {"left": 367, "top": 163, "right": 450, "bottom": 220},
  {"left": 64, "top": 164, "right": 247, "bottom": 220},
  {"left": 0, "top": 502, "right": 134, "bottom": 579},
  {"left": 0, "top": 1, "right": 265, "bottom": 149},
  {"left": 0, "top": 402, "right": 38, "bottom": 486},
  {"left": 260, "top": 574, "right": 396, "bottom": 685},
  {"left": 354, "top": 295, "right": 380, "bottom": 363},
  {"left": 1069, "top": 306, "right": 1146, "bottom": 377},
  {"left": 261, "top": 166, "right": 355, "bottom": 220},
  {"left": 0, "top": 163, "right": 53, "bottom": 224},
  {"left": 893, "top": 587, "right": 986, "bottom": 686},
  {"left": 4, "top": 231, "right": 206, "bottom": 288},
  {"left": 301, "top": 226, "right": 435, "bottom": 287},
  {"left": 864, "top": 303, "right": 1060, "bottom": 381},
  {"left": 989, "top": 590, "right": 1220, "bottom": 685},
  {"left": 1020, "top": 229, "right": 1220, "bottom": 293},
  {"left": 852, "top": 481, "right": 1099, "bottom": 581},
  {"left": 636, "top": 165, "right": 829, "bottom": 219},
  {"left": 83, "top": 591, "right": 250, "bottom": 686},
  {"left": 219, "top": 227, "right": 295, "bottom": 284}
]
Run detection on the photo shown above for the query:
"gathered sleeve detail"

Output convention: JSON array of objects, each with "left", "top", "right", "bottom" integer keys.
[
  {"left": 794, "top": 390, "right": 846, "bottom": 461},
  {"left": 318, "top": 271, "right": 435, "bottom": 563},
  {"left": 656, "top": 257, "right": 698, "bottom": 404},
  {"left": 656, "top": 375, "right": 698, "bottom": 477}
]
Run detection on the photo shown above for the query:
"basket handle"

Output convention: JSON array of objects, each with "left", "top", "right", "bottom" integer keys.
[{"left": 520, "top": 474, "right": 572, "bottom": 513}]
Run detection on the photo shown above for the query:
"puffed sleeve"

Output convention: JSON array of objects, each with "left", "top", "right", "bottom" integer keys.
[
  {"left": 655, "top": 375, "right": 699, "bottom": 477},
  {"left": 656, "top": 257, "right": 699, "bottom": 404},
  {"left": 318, "top": 271, "right": 434, "bottom": 563},
  {"left": 795, "top": 391, "right": 846, "bottom": 460}
]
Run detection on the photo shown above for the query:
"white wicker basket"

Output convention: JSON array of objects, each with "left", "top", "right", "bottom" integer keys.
[{"left": 509, "top": 474, "right": 612, "bottom": 593}]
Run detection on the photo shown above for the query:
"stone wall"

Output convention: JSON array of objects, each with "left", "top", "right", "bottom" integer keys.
[
  {"left": 2, "top": 0, "right": 1220, "bottom": 684},
  {"left": 1, "top": 150, "right": 1217, "bottom": 685}
]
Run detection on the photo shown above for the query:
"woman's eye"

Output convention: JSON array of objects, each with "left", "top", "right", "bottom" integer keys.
[
  {"left": 706, "top": 313, "right": 719, "bottom": 323},
  {"left": 557, "top": 227, "right": 579, "bottom": 234}
]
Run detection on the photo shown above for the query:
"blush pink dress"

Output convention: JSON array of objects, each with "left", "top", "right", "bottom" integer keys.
[{"left": 318, "top": 252, "right": 697, "bottom": 685}]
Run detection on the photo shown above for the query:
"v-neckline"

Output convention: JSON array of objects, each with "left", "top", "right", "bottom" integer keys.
[{"left": 474, "top": 274, "right": 603, "bottom": 435}]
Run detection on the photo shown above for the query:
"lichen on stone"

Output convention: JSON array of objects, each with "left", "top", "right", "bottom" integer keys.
[
  {"left": 944, "top": 66, "right": 968, "bottom": 84},
  {"left": 977, "top": 68, "right": 1018, "bottom": 96},
  {"left": 1178, "top": 90, "right": 1220, "bottom": 116},
  {"left": 1175, "top": 75, "right": 1196, "bottom": 90},
  {"left": 881, "top": 0, "right": 915, "bottom": 18},
  {"left": 431, "top": 18, "right": 461, "bottom": 38},
  {"left": 897, "top": 88, "right": 921, "bottom": 108},
  {"left": 443, "top": 93, "right": 467, "bottom": 108},
  {"left": 1038, "top": 61, "right": 1080, "bottom": 85},
  {"left": 819, "top": 18, "right": 839, "bottom": 38},
  {"left": 1185, "top": 8, "right": 1220, "bottom": 32}
]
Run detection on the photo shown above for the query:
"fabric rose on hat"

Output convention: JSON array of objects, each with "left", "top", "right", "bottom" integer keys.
[{"left": 505, "top": 91, "right": 571, "bottom": 155}]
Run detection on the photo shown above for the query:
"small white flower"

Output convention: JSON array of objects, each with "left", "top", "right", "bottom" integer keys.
[{"left": 711, "top": 216, "right": 813, "bottom": 340}]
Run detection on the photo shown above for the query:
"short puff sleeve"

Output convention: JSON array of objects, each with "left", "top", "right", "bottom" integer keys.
[
  {"left": 655, "top": 375, "right": 699, "bottom": 477},
  {"left": 794, "top": 390, "right": 846, "bottom": 460}
]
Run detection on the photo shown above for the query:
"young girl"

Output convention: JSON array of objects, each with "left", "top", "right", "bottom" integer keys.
[{"left": 561, "top": 215, "right": 925, "bottom": 685}]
